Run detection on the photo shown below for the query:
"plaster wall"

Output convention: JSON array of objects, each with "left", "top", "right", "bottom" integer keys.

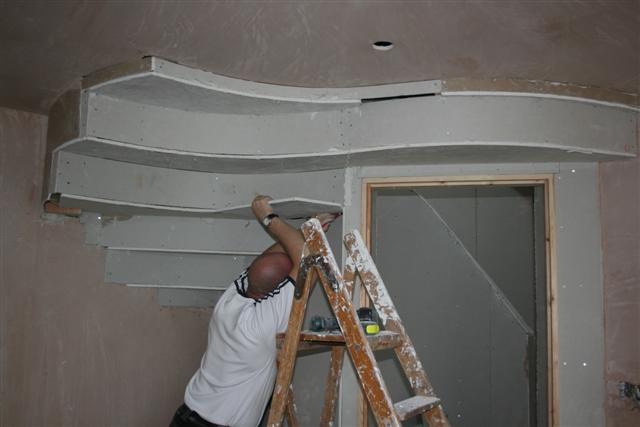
[
  {"left": 600, "top": 157, "right": 640, "bottom": 427},
  {"left": 0, "top": 107, "right": 208, "bottom": 426}
]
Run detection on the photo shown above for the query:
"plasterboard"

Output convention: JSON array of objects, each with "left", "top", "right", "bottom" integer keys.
[
  {"left": 51, "top": 151, "right": 344, "bottom": 210},
  {"left": 106, "top": 249, "right": 254, "bottom": 288},
  {"left": 442, "top": 78, "right": 639, "bottom": 109},
  {"left": 58, "top": 194, "right": 342, "bottom": 219},
  {"left": 346, "top": 95, "right": 637, "bottom": 158},
  {"left": 53, "top": 91, "right": 636, "bottom": 176},
  {"left": 219, "top": 197, "right": 342, "bottom": 218},
  {"left": 87, "top": 57, "right": 441, "bottom": 114},
  {"left": 96, "top": 216, "right": 279, "bottom": 253},
  {"left": 84, "top": 93, "right": 343, "bottom": 157},
  {"left": 57, "top": 136, "right": 627, "bottom": 174},
  {"left": 554, "top": 164, "right": 605, "bottom": 426}
]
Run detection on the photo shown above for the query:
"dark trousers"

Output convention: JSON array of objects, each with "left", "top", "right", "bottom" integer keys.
[{"left": 169, "top": 403, "right": 228, "bottom": 427}]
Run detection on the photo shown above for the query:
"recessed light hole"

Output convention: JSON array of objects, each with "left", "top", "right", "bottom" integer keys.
[{"left": 372, "top": 40, "right": 394, "bottom": 51}]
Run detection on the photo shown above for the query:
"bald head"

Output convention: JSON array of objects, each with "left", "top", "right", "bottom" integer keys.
[{"left": 248, "top": 252, "right": 293, "bottom": 296}]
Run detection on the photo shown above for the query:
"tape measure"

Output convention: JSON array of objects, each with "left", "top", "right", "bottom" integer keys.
[
  {"left": 360, "top": 320, "right": 381, "bottom": 335},
  {"left": 357, "top": 307, "right": 380, "bottom": 335}
]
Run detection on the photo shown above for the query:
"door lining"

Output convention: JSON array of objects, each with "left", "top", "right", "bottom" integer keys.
[{"left": 360, "top": 174, "right": 558, "bottom": 427}]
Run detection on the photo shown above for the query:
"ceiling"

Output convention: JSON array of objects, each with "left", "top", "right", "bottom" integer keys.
[{"left": 1, "top": 0, "right": 638, "bottom": 114}]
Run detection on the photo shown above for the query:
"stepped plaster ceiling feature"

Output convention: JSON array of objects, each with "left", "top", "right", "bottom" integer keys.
[{"left": 45, "top": 57, "right": 637, "bottom": 218}]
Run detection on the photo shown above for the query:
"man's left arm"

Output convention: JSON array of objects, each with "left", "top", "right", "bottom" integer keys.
[
  {"left": 251, "top": 196, "right": 340, "bottom": 278},
  {"left": 251, "top": 196, "right": 304, "bottom": 279}
]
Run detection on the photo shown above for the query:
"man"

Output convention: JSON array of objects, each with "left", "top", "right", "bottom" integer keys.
[{"left": 170, "top": 195, "right": 339, "bottom": 427}]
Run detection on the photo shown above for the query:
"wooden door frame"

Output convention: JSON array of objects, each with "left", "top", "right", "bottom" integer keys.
[{"left": 360, "top": 174, "right": 558, "bottom": 427}]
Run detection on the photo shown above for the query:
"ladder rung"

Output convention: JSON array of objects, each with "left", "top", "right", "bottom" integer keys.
[
  {"left": 394, "top": 395, "right": 441, "bottom": 421},
  {"left": 276, "top": 330, "right": 402, "bottom": 351}
]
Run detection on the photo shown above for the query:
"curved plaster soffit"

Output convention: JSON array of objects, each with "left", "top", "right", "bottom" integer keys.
[{"left": 47, "top": 57, "right": 638, "bottom": 217}]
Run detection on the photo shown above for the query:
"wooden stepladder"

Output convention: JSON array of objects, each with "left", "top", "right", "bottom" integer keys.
[{"left": 267, "top": 219, "right": 450, "bottom": 427}]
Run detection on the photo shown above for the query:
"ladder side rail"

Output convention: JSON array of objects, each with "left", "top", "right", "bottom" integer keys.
[
  {"left": 344, "top": 230, "right": 432, "bottom": 393},
  {"left": 344, "top": 250, "right": 370, "bottom": 427},
  {"left": 315, "top": 259, "right": 401, "bottom": 427},
  {"left": 303, "top": 220, "right": 402, "bottom": 427},
  {"left": 285, "top": 384, "right": 300, "bottom": 427},
  {"left": 266, "top": 263, "right": 316, "bottom": 427},
  {"left": 344, "top": 231, "right": 451, "bottom": 427},
  {"left": 319, "top": 266, "right": 356, "bottom": 427},
  {"left": 320, "top": 264, "right": 356, "bottom": 427},
  {"left": 320, "top": 347, "right": 347, "bottom": 427}
]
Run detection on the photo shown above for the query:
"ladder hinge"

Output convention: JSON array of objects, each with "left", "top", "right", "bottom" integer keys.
[{"left": 295, "top": 254, "right": 340, "bottom": 298}]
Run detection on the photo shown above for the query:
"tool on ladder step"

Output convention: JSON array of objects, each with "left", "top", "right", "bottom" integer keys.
[
  {"left": 310, "top": 308, "right": 380, "bottom": 335},
  {"left": 309, "top": 315, "right": 340, "bottom": 332},
  {"left": 267, "top": 219, "right": 450, "bottom": 427},
  {"left": 357, "top": 307, "right": 381, "bottom": 335}
]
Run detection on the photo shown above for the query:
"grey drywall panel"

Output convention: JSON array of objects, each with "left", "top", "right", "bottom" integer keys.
[
  {"left": 346, "top": 145, "right": 623, "bottom": 168},
  {"left": 348, "top": 95, "right": 636, "bottom": 158},
  {"left": 59, "top": 194, "right": 341, "bottom": 220},
  {"left": 356, "top": 163, "right": 561, "bottom": 179},
  {"left": 60, "top": 137, "right": 624, "bottom": 175},
  {"left": 88, "top": 57, "right": 441, "bottom": 114},
  {"left": 79, "top": 212, "right": 102, "bottom": 245},
  {"left": 412, "top": 186, "right": 536, "bottom": 330},
  {"left": 60, "top": 137, "right": 349, "bottom": 174},
  {"left": 95, "top": 75, "right": 356, "bottom": 115},
  {"left": 43, "top": 90, "right": 82, "bottom": 200},
  {"left": 156, "top": 288, "right": 223, "bottom": 307},
  {"left": 410, "top": 187, "right": 477, "bottom": 254},
  {"left": 554, "top": 163, "right": 605, "bottom": 426},
  {"left": 371, "top": 189, "right": 530, "bottom": 426},
  {"left": 211, "top": 198, "right": 342, "bottom": 219},
  {"left": 87, "top": 88, "right": 637, "bottom": 160},
  {"left": 86, "top": 93, "right": 345, "bottom": 155},
  {"left": 476, "top": 186, "right": 536, "bottom": 329},
  {"left": 52, "top": 92, "right": 634, "bottom": 176},
  {"left": 490, "top": 296, "right": 531, "bottom": 427},
  {"left": 52, "top": 151, "right": 344, "bottom": 210},
  {"left": 97, "top": 216, "right": 275, "bottom": 253},
  {"left": 105, "top": 249, "right": 255, "bottom": 288}
]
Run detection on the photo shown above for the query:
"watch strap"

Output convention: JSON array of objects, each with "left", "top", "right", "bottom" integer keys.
[{"left": 262, "top": 213, "right": 279, "bottom": 227}]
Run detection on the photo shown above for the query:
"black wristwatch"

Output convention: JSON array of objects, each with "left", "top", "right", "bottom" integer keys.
[{"left": 262, "top": 213, "right": 279, "bottom": 228}]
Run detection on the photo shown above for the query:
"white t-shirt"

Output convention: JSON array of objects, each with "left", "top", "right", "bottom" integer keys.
[{"left": 184, "top": 269, "right": 295, "bottom": 427}]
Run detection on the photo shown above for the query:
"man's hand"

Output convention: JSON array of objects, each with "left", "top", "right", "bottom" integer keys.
[
  {"left": 314, "top": 212, "right": 342, "bottom": 232},
  {"left": 252, "top": 195, "right": 274, "bottom": 221}
]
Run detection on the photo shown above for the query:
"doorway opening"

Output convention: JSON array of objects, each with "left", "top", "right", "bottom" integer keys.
[{"left": 362, "top": 175, "right": 557, "bottom": 427}]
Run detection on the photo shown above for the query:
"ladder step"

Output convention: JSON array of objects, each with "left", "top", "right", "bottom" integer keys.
[
  {"left": 394, "top": 395, "right": 442, "bottom": 421},
  {"left": 276, "top": 330, "right": 402, "bottom": 351}
]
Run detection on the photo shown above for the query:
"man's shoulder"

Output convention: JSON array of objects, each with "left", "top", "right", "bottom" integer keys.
[{"left": 255, "top": 275, "right": 295, "bottom": 304}]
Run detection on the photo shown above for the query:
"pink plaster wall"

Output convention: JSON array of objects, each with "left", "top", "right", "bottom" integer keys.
[
  {"left": 600, "top": 155, "right": 640, "bottom": 427},
  {"left": 0, "top": 107, "right": 209, "bottom": 426}
]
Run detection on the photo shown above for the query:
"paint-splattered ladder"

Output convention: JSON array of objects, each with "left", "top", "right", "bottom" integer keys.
[{"left": 267, "top": 219, "right": 450, "bottom": 427}]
